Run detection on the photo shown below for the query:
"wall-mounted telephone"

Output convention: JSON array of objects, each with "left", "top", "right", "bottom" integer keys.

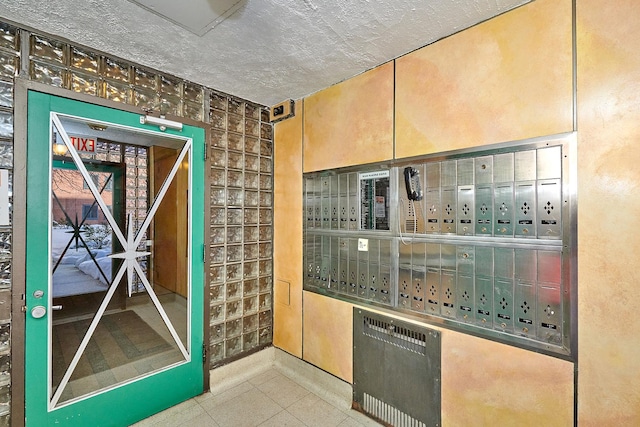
[{"left": 404, "top": 167, "right": 423, "bottom": 201}]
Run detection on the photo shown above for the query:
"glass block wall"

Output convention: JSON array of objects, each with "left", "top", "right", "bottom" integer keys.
[
  {"left": 0, "top": 20, "right": 273, "bottom": 425},
  {"left": 209, "top": 94, "right": 273, "bottom": 367}
]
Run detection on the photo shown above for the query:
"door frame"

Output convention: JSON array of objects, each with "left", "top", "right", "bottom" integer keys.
[{"left": 12, "top": 78, "right": 212, "bottom": 426}]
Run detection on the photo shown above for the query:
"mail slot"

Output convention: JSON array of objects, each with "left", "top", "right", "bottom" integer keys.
[
  {"left": 493, "top": 152, "right": 514, "bottom": 183},
  {"left": 338, "top": 174, "right": 349, "bottom": 230},
  {"left": 305, "top": 177, "right": 316, "bottom": 229},
  {"left": 537, "top": 179, "right": 562, "bottom": 239},
  {"left": 426, "top": 243, "right": 441, "bottom": 315},
  {"left": 537, "top": 284, "right": 562, "bottom": 345},
  {"left": 313, "top": 234, "right": 323, "bottom": 288},
  {"left": 441, "top": 188, "right": 457, "bottom": 234},
  {"left": 515, "top": 282, "right": 536, "bottom": 338},
  {"left": 457, "top": 186, "right": 474, "bottom": 236},
  {"left": 475, "top": 155, "right": 493, "bottom": 185},
  {"left": 358, "top": 260, "right": 369, "bottom": 298},
  {"left": 475, "top": 184, "right": 493, "bottom": 235},
  {"left": 330, "top": 175, "right": 339, "bottom": 229},
  {"left": 367, "top": 239, "right": 380, "bottom": 301},
  {"left": 378, "top": 263, "right": 392, "bottom": 305},
  {"left": 304, "top": 234, "right": 316, "bottom": 288},
  {"left": 412, "top": 243, "right": 427, "bottom": 312},
  {"left": 515, "top": 181, "right": 536, "bottom": 237},
  {"left": 456, "top": 246, "right": 475, "bottom": 324},
  {"left": 320, "top": 235, "right": 331, "bottom": 288},
  {"left": 321, "top": 176, "right": 331, "bottom": 229},
  {"left": 440, "top": 244, "right": 456, "bottom": 319},
  {"left": 338, "top": 238, "right": 349, "bottom": 294},
  {"left": 494, "top": 278, "right": 514, "bottom": 333},
  {"left": 330, "top": 236, "right": 340, "bottom": 289},
  {"left": 494, "top": 182, "right": 514, "bottom": 236},
  {"left": 426, "top": 189, "right": 441, "bottom": 233},
  {"left": 398, "top": 243, "right": 412, "bottom": 308},
  {"left": 348, "top": 172, "right": 359, "bottom": 230},
  {"left": 348, "top": 239, "right": 359, "bottom": 294}
]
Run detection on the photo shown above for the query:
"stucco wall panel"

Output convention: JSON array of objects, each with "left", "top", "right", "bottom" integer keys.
[
  {"left": 273, "top": 105, "right": 304, "bottom": 357},
  {"left": 303, "top": 62, "right": 394, "bottom": 172},
  {"left": 576, "top": 1, "right": 640, "bottom": 425},
  {"left": 395, "top": 0, "right": 573, "bottom": 158}
]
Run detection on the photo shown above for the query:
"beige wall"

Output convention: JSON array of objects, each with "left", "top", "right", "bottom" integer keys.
[
  {"left": 576, "top": 1, "right": 640, "bottom": 425},
  {"left": 273, "top": 0, "right": 640, "bottom": 424}
]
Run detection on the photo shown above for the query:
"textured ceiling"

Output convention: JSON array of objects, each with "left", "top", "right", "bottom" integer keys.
[{"left": 1, "top": 0, "right": 530, "bottom": 107}]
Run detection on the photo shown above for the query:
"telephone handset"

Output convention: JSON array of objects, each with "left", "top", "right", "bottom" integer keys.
[{"left": 404, "top": 167, "right": 423, "bottom": 201}]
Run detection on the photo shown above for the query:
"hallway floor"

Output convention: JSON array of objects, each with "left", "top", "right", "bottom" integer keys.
[{"left": 132, "top": 357, "right": 381, "bottom": 427}]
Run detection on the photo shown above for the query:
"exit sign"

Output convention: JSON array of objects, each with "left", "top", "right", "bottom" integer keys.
[{"left": 68, "top": 134, "right": 96, "bottom": 152}]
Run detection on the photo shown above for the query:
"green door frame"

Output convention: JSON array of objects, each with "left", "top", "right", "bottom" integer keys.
[{"left": 22, "top": 89, "right": 206, "bottom": 426}]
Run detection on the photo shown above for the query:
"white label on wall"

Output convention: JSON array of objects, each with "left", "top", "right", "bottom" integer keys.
[{"left": 0, "top": 170, "right": 9, "bottom": 226}]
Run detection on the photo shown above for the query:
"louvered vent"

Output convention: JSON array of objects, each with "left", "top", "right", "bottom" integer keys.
[{"left": 353, "top": 309, "right": 441, "bottom": 426}]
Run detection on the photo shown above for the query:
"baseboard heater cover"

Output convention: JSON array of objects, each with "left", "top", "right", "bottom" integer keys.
[{"left": 353, "top": 309, "right": 441, "bottom": 426}]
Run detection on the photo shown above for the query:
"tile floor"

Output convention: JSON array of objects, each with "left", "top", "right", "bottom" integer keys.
[{"left": 132, "top": 367, "right": 381, "bottom": 427}]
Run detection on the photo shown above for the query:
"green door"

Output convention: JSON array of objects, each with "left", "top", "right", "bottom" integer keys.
[{"left": 25, "top": 91, "right": 205, "bottom": 426}]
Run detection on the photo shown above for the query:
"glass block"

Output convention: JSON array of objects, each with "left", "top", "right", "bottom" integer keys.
[
  {"left": 260, "top": 157, "right": 273, "bottom": 173},
  {"left": 227, "top": 170, "right": 243, "bottom": 188},
  {"left": 258, "top": 310, "right": 272, "bottom": 327},
  {"left": 245, "top": 103, "right": 260, "bottom": 120},
  {"left": 210, "top": 303, "right": 225, "bottom": 323},
  {"left": 259, "top": 242, "right": 272, "bottom": 259},
  {"left": 210, "top": 109, "right": 226, "bottom": 130},
  {"left": 244, "top": 261, "right": 258, "bottom": 279},
  {"left": 244, "top": 209, "right": 258, "bottom": 224},
  {"left": 245, "top": 119, "right": 259, "bottom": 137},
  {"left": 259, "top": 327, "right": 272, "bottom": 346},
  {"left": 261, "top": 108, "right": 270, "bottom": 122},
  {"left": 104, "top": 80, "right": 130, "bottom": 104},
  {"left": 134, "top": 67, "right": 156, "bottom": 90},
  {"left": 210, "top": 342, "right": 224, "bottom": 365},
  {"left": 245, "top": 191, "right": 258, "bottom": 207},
  {"left": 260, "top": 140, "right": 273, "bottom": 157},
  {"left": 184, "top": 101, "right": 203, "bottom": 121},
  {"left": 133, "top": 89, "right": 156, "bottom": 110},
  {"left": 0, "top": 259, "right": 11, "bottom": 289},
  {"left": 244, "top": 243, "right": 258, "bottom": 260},
  {"left": 210, "top": 188, "right": 225, "bottom": 206},
  {"left": 225, "top": 318, "right": 242, "bottom": 338},
  {"left": 259, "top": 225, "right": 272, "bottom": 241},
  {"left": 104, "top": 57, "right": 130, "bottom": 82},
  {"left": 226, "top": 282, "right": 241, "bottom": 301},
  {"left": 228, "top": 132, "right": 243, "bottom": 151},
  {"left": 210, "top": 246, "right": 224, "bottom": 264},
  {"left": 259, "top": 276, "right": 272, "bottom": 293},
  {"left": 0, "top": 113, "right": 12, "bottom": 138},
  {"left": 243, "top": 314, "right": 258, "bottom": 333},
  {"left": 210, "top": 284, "right": 224, "bottom": 303},
  {"left": 226, "top": 300, "right": 242, "bottom": 319},
  {"left": 0, "top": 23, "right": 18, "bottom": 51},
  {"left": 211, "top": 227, "right": 225, "bottom": 244},
  {"left": 245, "top": 155, "right": 259, "bottom": 172},
  {"left": 243, "top": 331, "right": 258, "bottom": 351},
  {"left": 228, "top": 114, "right": 243, "bottom": 134},
  {"left": 0, "top": 324, "right": 8, "bottom": 354},
  {"left": 210, "top": 93, "right": 227, "bottom": 111},
  {"left": 259, "top": 175, "right": 273, "bottom": 190},
  {"left": 259, "top": 293, "right": 272, "bottom": 310},
  {"left": 244, "top": 172, "right": 258, "bottom": 189},
  {"left": 259, "top": 260, "right": 272, "bottom": 276},
  {"left": 228, "top": 208, "right": 243, "bottom": 225},
  {"left": 210, "top": 266, "right": 225, "bottom": 284},
  {"left": 210, "top": 149, "right": 227, "bottom": 168},
  {"left": 226, "top": 245, "right": 242, "bottom": 263},
  {"left": 243, "top": 279, "right": 258, "bottom": 296},
  {"left": 71, "top": 47, "right": 98, "bottom": 73},
  {"left": 226, "top": 226, "right": 243, "bottom": 244},
  {"left": 70, "top": 69, "right": 100, "bottom": 94},
  {"left": 159, "top": 96, "right": 181, "bottom": 116},
  {"left": 259, "top": 208, "right": 272, "bottom": 225},
  {"left": 227, "top": 263, "right": 242, "bottom": 281},
  {"left": 210, "top": 168, "right": 225, "bottom": 187},
  {"left": 29, "top": 60, "right": 64, "bottom": 87},
  {"left": 31, "top": 34, "right": 65, "bottom": 63},
  {"left": 210, "top": 323, "right": 224, "bottom": 343},
  {"left": 227, "top": 188, "right": 244, "bottom": 206},
  {"left": 210, "top": 129, "right": 227, "bottom": 148},
  {"left": 228, "top": 151, "right": 243, "bottom": 170},
  {"left": 228, "top": 99, "right": 243, "bottom": 116},
  {"left": 0, "top": 81, "right": 12, "bottom": 108},
  {"left": 244, "top": 226, "right": 258, "bottom": 243},
  {"left": 210, "top": 208, "right": 225, "bottom": 225},
  {"left": 159, "top": 75, "right": 181, "bottom": 97},
  {"left": 226, "top": 336, "right": 242, "bottom": 357},
  {"left": 243, "top": 295, "right": 258, "bottom": 314},
  {"left": 245, "top": 137, "right": 260, "bottom": 154},
  {"left": 261, "top": 123, "right": 273, "bottom": 141},
  {"left": 260, "top": 192, "right": 272, "bottom": 207},
  {"left": 184, "top": 82, "right": 203, "bottom": 103},
  {"left": 0, "top": 382, "right": 8, "bottom": 405}
]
